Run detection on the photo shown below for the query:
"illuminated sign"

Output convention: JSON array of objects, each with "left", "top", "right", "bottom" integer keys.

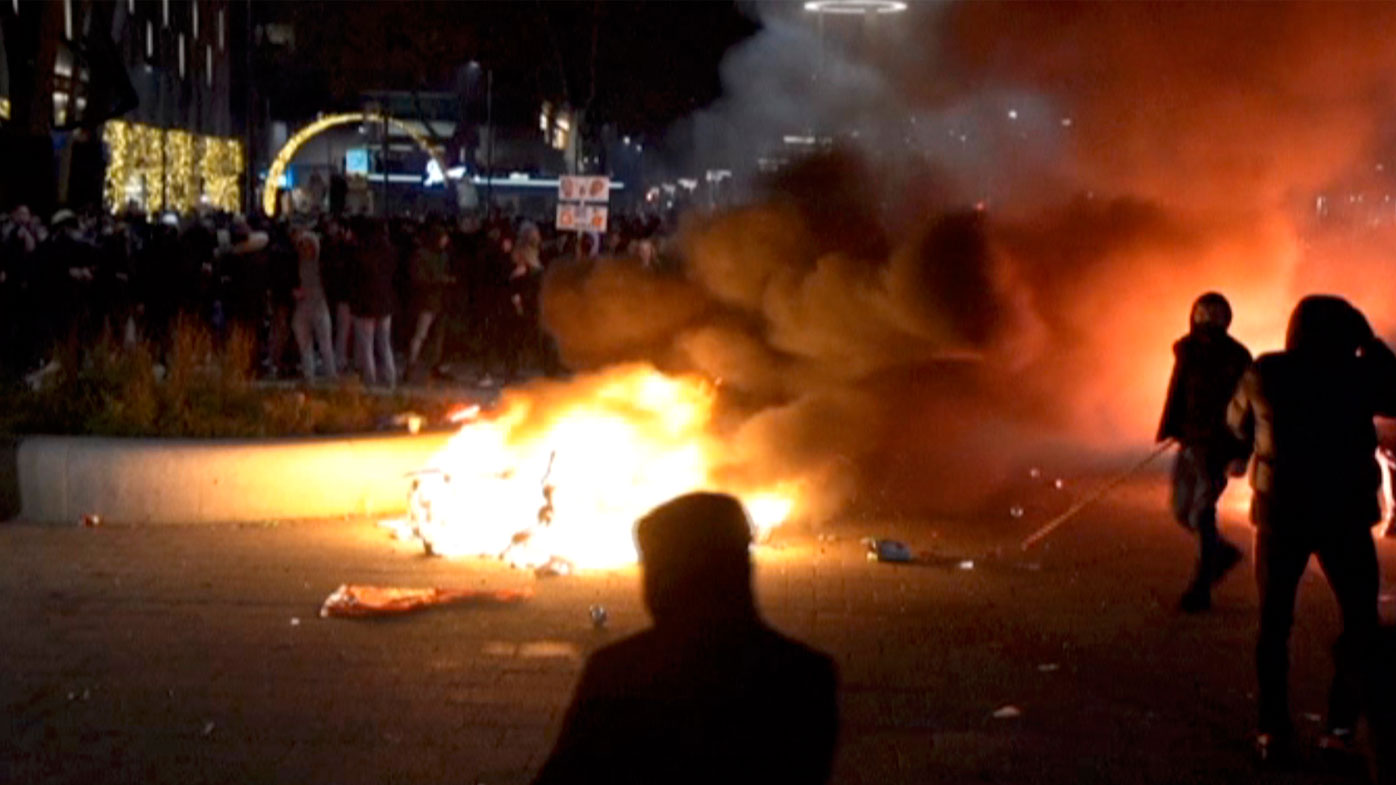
[{"left": 345, "top": 148, "right": 369, "bottom": 175}]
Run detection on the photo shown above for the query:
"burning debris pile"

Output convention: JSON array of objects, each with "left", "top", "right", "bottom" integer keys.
[{"left": 385, "top": 364, "right": 801, "bottom": 570}]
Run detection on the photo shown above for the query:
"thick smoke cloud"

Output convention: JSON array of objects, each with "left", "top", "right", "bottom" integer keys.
[{"left": 541, "top": 2, "right": 1396, "bottom": 520}]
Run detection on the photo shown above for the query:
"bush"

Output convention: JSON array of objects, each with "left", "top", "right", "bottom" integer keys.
[{"left": 0, "top": 322, "right": 458, "bottom": 438}]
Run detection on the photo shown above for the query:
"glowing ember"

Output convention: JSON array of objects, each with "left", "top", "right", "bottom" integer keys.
[{"left": 397, "top": 365, "right": 801, "bottom": 569}]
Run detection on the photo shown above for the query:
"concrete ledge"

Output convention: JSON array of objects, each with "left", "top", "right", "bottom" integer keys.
[{"left": 10, "top": 431, "right": 456, "bottom": 525}]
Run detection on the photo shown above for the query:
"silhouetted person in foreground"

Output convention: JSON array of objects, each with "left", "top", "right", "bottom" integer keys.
[
  {"left": 1228, "top": 295, "right": 1396, "bottom": 764},
  {"left": 1158, "top": 292, "right": 1253, "bottom": 612},
  {"left": 532, "top": 492, "right": 839, "bottom": 785}
]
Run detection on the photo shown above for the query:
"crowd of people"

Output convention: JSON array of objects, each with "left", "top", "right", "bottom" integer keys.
[{"left": 0, "top": 202, "right": 673, "bottom": 388}]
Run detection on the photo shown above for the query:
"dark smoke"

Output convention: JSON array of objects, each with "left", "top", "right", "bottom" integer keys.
[{"left": 542, "top": 1, "right": 1396, "bottom": 521}]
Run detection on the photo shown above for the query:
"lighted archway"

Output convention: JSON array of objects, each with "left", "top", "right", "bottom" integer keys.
[{"left": 262, "top": 112, "right": 449, "bottom": 217}]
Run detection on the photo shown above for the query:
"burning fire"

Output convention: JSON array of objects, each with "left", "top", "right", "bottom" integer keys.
[{"left": 394, "top": 364, "right": 800, "bottom": 569}]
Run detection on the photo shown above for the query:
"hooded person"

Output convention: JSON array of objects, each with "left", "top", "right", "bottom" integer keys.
[
  {"left": 532, "top": 493, "right": 839, "bottom": 785},
  {"left": 1157, "top": 292, "right": 1253, "bottom": 612},
  {"left": 1228, "top": 294, "right": 1396, "bottom": 763}
]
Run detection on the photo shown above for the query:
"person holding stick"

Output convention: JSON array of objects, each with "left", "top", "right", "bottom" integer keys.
[
  {"left": 1157, "top": 292, "right": 1252, "bottom": 612},
  {"left": 1228, "top": 295, "right": 1396, "bottom": 764}
]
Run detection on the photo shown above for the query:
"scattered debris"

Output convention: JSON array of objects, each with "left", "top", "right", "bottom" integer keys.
[
  {"left": 862, "top": 538, "right": 914, "bottom": 563},
  {"left": 289, "top": 617, "right": 301, "bottom": 627},
  {"left": 992, "top": 705, "right": 1023, "bottom": 719},
  {"left": 1053, "top": 479, "right": 1066, "bottom": 490},
  {"left": 1009, "top": 505, "right": 1025, "bottom": 519},
  {"left": 384, "top": 411, "right": 426, "bottom": 434},
  {"left": 1037, "top": 663, "right": 1060, "bottom": 673},
  {"left": 589, "top": 605, "right": 609, "bottom": 629},
  {"left": 1028, "top": 467, "right": 1042, "bottom": 479},
  {"left": 958, "top": 560, "right": 976, "bottom": 571},
  {"left": 319, "top": 584, "right": 532, "bottom": 618},
  {"left": 81, "top": 514, "right": 101, "bottom": 528},
  {"left": 202, "top": 721, "right": 216, "bottom": 737},
  {"left": 534, "top": 556, "right": 575, "bottom": 578}
]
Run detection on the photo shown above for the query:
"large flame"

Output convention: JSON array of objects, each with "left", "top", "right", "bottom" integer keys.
[{"left": 401, "top": 365, "right": 800, "bottom": 569}]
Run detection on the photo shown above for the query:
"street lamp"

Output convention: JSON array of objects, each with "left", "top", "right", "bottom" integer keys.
[{"left": 802, "top": 1, "right": 907, "bottom": 14}]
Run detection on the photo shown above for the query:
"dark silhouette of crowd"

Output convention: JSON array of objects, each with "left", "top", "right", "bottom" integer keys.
[{"left": 0, "top": 203, "right": 672, "bottom": 388}]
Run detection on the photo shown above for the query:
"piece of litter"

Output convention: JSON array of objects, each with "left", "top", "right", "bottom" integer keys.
[
  {"left": 992, "top": 705, "right": 1023, "bottom": 719},
  {"left": 958, "top": 560, "right": 975, "bottom": 570},
  {"left": 1028, "top": 467, "right": 1042, "bottom": 479},
  {"left": 202, "top": 721, "right": 216, "bottom": 737},
  {"left": 81, "top": 514, "right": 101, "bottom": 528},
  {"left": 1009, "top": 505, "right": 1024, "bottom": 518},
  {"left": 319, "top": 584, "right": 532, "bottom": 618},
  {"left": 1053, "top": 479, "right": 1065, "bottom": 490},
  {"left": 535, "top": 556, "right": 575, "bottom": 578},
  {"left": 589, "top": 605, "right": 608, "bottom": 629},
  {"left": 1037, "top": 663, "right": 1060, "bottom": 673},
  {"left": 862, "top": 538, "right": 914, "bottom": 563},
  {"left": 289, "top": 617, "right": 301, "bottom": 627}
]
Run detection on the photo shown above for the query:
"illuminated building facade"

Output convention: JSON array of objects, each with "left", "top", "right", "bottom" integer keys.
[{"left": 0, "top": 0, "right": 244, "bottom": 215}]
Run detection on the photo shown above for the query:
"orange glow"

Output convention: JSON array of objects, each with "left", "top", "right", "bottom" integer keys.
[{"left": 402, "top": 365, "right": 802, "bottom": 569}]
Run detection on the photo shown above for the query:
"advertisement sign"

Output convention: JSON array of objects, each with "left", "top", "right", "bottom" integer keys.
[{"left": 559, "top": 175, "right": 610, "bottom": 203}]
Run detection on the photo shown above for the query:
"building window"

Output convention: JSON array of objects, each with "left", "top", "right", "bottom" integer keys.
[
  {"left": 63, "top": 0, "right": 73, "bottom": 39},
  {"left": 218, "top": 10, "right": 225, "bottom": 50},
  {"left": 53, "top": 93, "right": 69, "bottom": 127},
  {"left": 178, "top": 34, "right": 185, "bottom": 78},
  {"left": 206, "top": 45, "right": 214, "bottom": 87},
  {"left": 192, "top": 1, "right": 199, "bottom": 38}
]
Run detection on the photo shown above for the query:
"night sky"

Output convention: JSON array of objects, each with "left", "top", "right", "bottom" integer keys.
[{"left": 261, "top": 1, "right": 761, "bottom": 136}]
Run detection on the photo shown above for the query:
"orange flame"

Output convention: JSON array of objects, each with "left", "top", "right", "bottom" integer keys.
[{"left": 406, "top": 365, "right": 800, "bottom": 569}]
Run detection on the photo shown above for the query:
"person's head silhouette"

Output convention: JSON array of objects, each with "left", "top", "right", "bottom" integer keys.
[{"left": 634, "top": 492, "right": 757, "bottom": 627}]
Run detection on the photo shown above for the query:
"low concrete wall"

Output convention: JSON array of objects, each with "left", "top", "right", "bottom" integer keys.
[{"left": 12, "top": 431, "right": 456, "bottom": 525}]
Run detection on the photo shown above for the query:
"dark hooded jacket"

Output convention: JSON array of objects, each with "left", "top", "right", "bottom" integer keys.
[
  {"left": 1227, "top": 295, "right": 1396, "bottom": 528},
  {"left": 1157, "top": 326, "right": 1252, "bottom": 448}
]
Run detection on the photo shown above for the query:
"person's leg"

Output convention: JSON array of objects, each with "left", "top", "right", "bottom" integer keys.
[
  {"left": 1255, "top": 527, "right": 1314, "bottom": 738},
  {"left": 1316, "top": 526, "right": 1380, "bottom": 734},
  {"left": 312, "top": 302, "right": 335, "bottom": 380},
  {"left": 375, "top": 316, "right": 395, "bottom": 388},
  {"left": 408, "top": 311, "right": 434, "bottom": 365},
  {"left": 422, "top": 310, "right": 447, "bottom": 377},
  {"left": 334, "top": 302, "right": 352, "bottom": 373},
  {"left": 292, "top": 300, "right": 314, "bottom": 381},
  {"left": 1175, "top": 446, "right": 1226, "bottom": 610},
  {"left": 354, "top": 316, "right": 375, "bottom": 386},
  {"left": 406, "top": 310, "right": 435, "bottom": 382},
  {"left": 267, "top": 303, "right": 291, "bottom": 377}
]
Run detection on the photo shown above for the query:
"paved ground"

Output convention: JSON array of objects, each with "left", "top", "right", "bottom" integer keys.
[{"left": 3, "top": 470, "right": 1394, "bottom": 784}]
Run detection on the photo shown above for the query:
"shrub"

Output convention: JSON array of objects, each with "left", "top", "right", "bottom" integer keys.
[{"left": 0, "top": 323, "right": 458, "bottom": 438}]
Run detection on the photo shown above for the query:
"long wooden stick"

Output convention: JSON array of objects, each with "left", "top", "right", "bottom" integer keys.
[{"left": 1020, "top": 441, "right": 1176, "bottom": 551}]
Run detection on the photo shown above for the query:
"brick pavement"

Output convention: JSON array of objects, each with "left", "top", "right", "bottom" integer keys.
[{"left": 3, "top": 474, "right": 1393, "bottom": 784}]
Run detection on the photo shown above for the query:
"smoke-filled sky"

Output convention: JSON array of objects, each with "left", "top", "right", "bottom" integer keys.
[{"left": 541, "top": 1, "right": 1396, "bottom": 520}]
